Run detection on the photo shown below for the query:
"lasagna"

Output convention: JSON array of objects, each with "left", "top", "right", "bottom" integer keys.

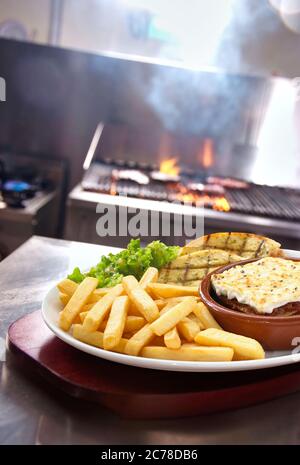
[{"left": 211, "top": 257, "right": 300, "bottom": 316}]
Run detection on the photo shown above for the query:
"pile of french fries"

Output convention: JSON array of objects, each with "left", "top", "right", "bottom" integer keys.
[{"left": 57, "top": 267, "right": 265, "bottom": 362}]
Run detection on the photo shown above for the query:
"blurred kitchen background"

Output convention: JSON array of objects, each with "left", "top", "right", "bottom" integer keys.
[{"left": 1, "top": 0, "right": 300, "bottom": 257}]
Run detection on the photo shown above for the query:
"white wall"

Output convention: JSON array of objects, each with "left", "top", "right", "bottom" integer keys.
[
  {"left": 216, "top": 0, "right": 300, "bottom": 78},
  {"left": 0, "top": 0, "right": 51, "bottom": 43},
  {"left": 59, "top": 0, "right": 300, "bottom": 79},
  {"left": 2, "top": 0, "right": 300, "bottom": 79},
  {"left": 60, "top": 0, "right": 162, "bottom": 58}
]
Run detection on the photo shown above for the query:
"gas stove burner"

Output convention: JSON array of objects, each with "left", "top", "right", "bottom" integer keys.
[
  {"left": 1, "top": 179, "right": 37, "bottom": 208},
  {"left": 0, "top": 159, "right": 51, "bottom": 208}
]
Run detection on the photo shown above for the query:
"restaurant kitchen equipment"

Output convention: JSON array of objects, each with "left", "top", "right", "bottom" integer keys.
[
  {"left": 1, "top": 39, "right": 298, "bottom": 249},
  {"left": 0, "top": 152, "right": 66, "bottom": 256},
  {"left": 65, "top": 56, "right": 300, "bottom": 249}
]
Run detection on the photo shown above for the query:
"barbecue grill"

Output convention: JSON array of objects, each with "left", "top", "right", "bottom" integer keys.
[
  {"left": 65, "top": 56, "right": 300, "bottom": 250},
  {"left": 81, "top": 160, "right": 300, "bottom": 221}
]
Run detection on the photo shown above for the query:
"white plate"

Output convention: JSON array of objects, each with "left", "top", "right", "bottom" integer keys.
[{"left": 42, "top": 249, "right": 300, "bottom": 372}]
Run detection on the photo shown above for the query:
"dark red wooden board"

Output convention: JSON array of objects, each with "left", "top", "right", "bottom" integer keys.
[{"left": 7, "top": 310, "right": 300, "bottom": 419}]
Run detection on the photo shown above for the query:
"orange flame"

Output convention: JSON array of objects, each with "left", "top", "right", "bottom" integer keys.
[
  {"left": 201, "top": 138, "right": 214, "bottom": 169},
  {"left": 159, "top": 158, "right": 180, "bottom": 176},
  {"left": 110, "top": 181, "right": 117, "bottom": 196},
  {"left": 174, "top": 184, "right": 230, "bottom": 211},
  {"left": 213, "top": 197, "right": 231, "bottom": 212},
  {"left": 174, "top": 184, "right": 231, "bottom": 211}
]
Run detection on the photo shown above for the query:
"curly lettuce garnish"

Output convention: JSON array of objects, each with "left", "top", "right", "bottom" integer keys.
[{"left": 67, "top": 239, "right": 179, "bottom": 288}]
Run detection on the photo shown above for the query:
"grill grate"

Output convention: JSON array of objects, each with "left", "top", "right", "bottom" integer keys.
[
  {"left": 226, "top": 186, "right": 300, "bottom": 219},
  {"left": 82, "top": 162, "right": 300, "bottom": 220}
]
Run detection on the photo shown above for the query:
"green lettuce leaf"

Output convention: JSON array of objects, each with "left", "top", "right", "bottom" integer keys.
[{"left": 67, "top": 239, "right": 179, "bottom": 288}]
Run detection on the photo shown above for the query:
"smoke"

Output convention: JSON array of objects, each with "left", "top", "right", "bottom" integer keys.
[
  {"left": 215, "top": 0, "right": 283, "bottom": 75},
  {"left": 143, "top": 0, "right": 288, "bottom": 175},
  {"left": 146, "top": 64, "right": 258, "bottom": 140},
  {"left": 144, "top": 0, "right": 295, "bottom": 185},
  {"left": 145, "top": 0, "right": 282, "bottom": 140}
]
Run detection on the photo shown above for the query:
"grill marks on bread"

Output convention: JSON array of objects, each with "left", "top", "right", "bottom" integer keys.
[
  {"left": 180, "top": 232, "right": 281, "bottom": 259},
  {"left": 158, "top": 233, "right": 282, "bottom": 287},
  {"left": 158, "top": 249, "right": 243, "bottom": 287}
]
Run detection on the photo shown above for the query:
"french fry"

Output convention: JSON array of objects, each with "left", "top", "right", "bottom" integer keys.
[
  {"left": 166, "top": 296, "right": 200, "bottom": 303},
  {"left": 188, "top": 313, "right": 205, "bottom": 330},
  {"left": 154, "top": 299, "right": 168, "bottom": 310},
  {"left": 57, "top": 278, "right": 78, "bottom": 296},
  {"left": 73, "top": 314, "right": 83, "bottom": 324},
  {"left": 75, "top": 302, "right": 97, "bottom": 315},
  {"left": 155, "top": 300, "right": 185, "bottom": 350},
  {"left": 123, "top": 269, "right": 158, "bottom": 314},
  {"left": 122, "top": 276, "right": 159, "bottom": 322},
  {"left": 59, "top": 292, "right": 70, "bottom": 306},
  {"left": 141, "top": 344, "right": 234, "bottom": 362},
  {"left": 82, "top": 303, "right": 94, "bottom": 312},
  {"left": 160, "top": 300, "right": 179, "bottom": 314},
  {"left": 79, "top": 311, "right": 88, "bottom": 324},
  {"left": 150, "top": 298, "right": 197, "bottom": 336},
  {"left": 194, "top": 328, "right": 265, "bottom": 360},
  {"left": 124, "top": 323, "right": 155, "bottom": 356},
  {"left": 124, "top": 315, "right": 146, "bottom": 333},
  {"left": 164, "top": 327, "right": 181, "bottom": 349},
  {"left": 57, "top": 278, "right": 110, "bottom": 301},
  {"left": 72, "top": 324, "right": 128, "bottom": 353},
  {"left": 139, "top": 267, "right": 158, "bottom": 289},
  {"left": 147, "top": 283, "right": 198, "bottom": 299},
  {"left": 154, "top": 299, "right": 184, "bottom": 312},
  {"left": 79, "top": 312, "right": 145, "bottom": 334},
  {"left": 103, "top": 296, "right": 129, "bottom": 350},
  {"left": 159, "top": 298, "right": 198, "bottom": 316},
  {"left": 155, "top": 296, "right": 200, "bottom": 310},
  {"left": 127, "top": 305, "right": 142, "bottom": 316},
  {"left": 84, "top": 319, "right": 109, "bottom": 332},
  {"left": 83, "top": 284, "right": 123, "bottom": 332},
  {"left": 99, "top": 319, "right": 108, "bottom": 331},
  {"left": 93, "top": 288, "right": 112, "bottom": 297},
  {"left": 193, "top": 302, "right": 222, "bottom": 329},
  {"left": 151, "top": 336, "right": 165, "bottom": 346},
  {"left": 177, "top": 316, "right": 201, "bottom": 342},
  {"left": 88, "top": 288, "right": 113, "bottom": 303},
  {"left": 59, "top": 277, "right": 99, "bottom": 331}
]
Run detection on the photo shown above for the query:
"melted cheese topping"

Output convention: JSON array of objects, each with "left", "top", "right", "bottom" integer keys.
[{"left": 211, "top": 257, "right": 300, "bottom": 314}]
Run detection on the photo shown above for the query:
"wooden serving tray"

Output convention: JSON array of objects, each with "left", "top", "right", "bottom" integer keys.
[{"left": 7, "top": 310, "right": 300, "bottom": 419}]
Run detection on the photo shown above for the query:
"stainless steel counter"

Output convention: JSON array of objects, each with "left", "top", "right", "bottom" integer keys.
[{"left": 1, "top": 236, "right": 300, "bottom": 445}]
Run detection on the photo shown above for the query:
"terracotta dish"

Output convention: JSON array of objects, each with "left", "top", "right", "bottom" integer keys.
[{"left": 199, "top": 257, "right": 300, "bottom": 350}]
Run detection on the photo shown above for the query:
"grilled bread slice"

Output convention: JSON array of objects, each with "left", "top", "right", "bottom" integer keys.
[
  {"left": 158, "top": 249, "right": 243, "bottom": 287},
  {"left": 180, "top": 232, "right": 281, "bottom": 259}
]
